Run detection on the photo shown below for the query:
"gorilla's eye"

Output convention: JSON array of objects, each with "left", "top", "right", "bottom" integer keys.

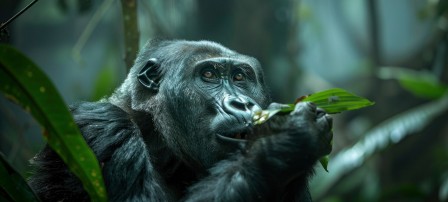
[
  {"left": 234, "top": 73, "right": 245, "bottom": 81},
  {"left": 202, "top": 70, "right": 215, "bottom": 79}
]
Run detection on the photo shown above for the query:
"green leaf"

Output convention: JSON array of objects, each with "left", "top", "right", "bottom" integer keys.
[
  {"left": 254, "top": 88, "right": 374, "bottom": 124},
  {"left": 399, "top": 78, "right": 447, "bottom": 99},
  {"left": 0, "top": 45, "right": 107, "bottom": 201},
  {"left": 91, "top": 65, "right": 118, "bottom": 101},
  {"left": 319, "top": 155, "right": 329, "bottom": 172},
  {"left": 379, "top": 67, "right": 448, "bottom": 99},
  {"left": 0, "top": 153, "right": 40, "bottom": 202},
  {"left": 302, "top": 88, "right": 375, "bottom": 114},
  {"left": 253, "top": 88, "right": 374, "bottom": 171},
  {"left": 253, "top": 104, "right": 294, "bottom": 125}
]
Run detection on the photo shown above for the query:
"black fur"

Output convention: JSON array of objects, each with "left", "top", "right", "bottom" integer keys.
[{"left": 28, "top": 40, "right": 332, "bottom": 201}]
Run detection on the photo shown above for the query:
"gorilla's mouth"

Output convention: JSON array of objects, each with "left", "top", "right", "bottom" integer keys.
[
  {"left": 215, "top": 128, "right": 251, "bottom": 143},
  {"left": 224, "top": 131, "right": 250, "bottom": 140}
]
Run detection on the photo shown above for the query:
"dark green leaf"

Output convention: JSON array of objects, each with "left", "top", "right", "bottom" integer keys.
[
  {"left": 0, "top": 153, "right": 40, "bottom": 202},
  {"left": 91, "top": 65, "right": 119, "bottom": 101},
  {"left": 379, "top": 67, "right": 448, "bottom": 99},
  {"left": 0, "top": 45, "right": 107, "bottom": 201},
  {"left": 319, "top": 155, "right": 329, "bottom": 172},
  {"left": 399, "top": 78, "right": 447, "bottom": 99}
]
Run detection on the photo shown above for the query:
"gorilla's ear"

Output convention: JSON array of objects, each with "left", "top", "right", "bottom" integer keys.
[{"left": 137, "top": 58, "right": 161, "bottom": 92}]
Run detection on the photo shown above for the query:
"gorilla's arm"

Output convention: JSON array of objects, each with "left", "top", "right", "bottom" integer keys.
[
  {"left": 29, "top": 102, "right": 169, "bottom": 202},
  {"left": 185, "top": 156, "right": 311, "bottom": 202},
  {"left": 184, "top": 102, "right": 330, "bottom": 202}
]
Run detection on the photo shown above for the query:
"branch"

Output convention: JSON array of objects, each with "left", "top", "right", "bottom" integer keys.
[
  {"left": 0, "top": 0, "right": 38, "bottom": 31},
  {"left": 120, "top": 0, "right": 140, "bottom": 73},
  {"left": 72, "top": 0, "right": 114, "bottom": 63}
]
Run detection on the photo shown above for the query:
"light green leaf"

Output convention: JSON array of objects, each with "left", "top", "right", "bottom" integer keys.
[
  {"left": 0, "top": 45, "right": 107, "bottom": 201},
  {"left": 301, "top": 88, "right": 375, "bottom": 114},
  {"left": 254, "top": 88, "right": 374, "bottom": 124},
  {"left": 253, "top": 88, "right": 374, "bottom": 171},
  {"left": 253, "top": 104, "right": 294, "bottom": 125}
]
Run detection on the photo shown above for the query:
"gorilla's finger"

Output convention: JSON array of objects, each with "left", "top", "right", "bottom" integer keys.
[
  {"left": 291, "top": 102, "right": 317, "bottom": 121},
  {"left": 320, "top": 131, "right": 333, "bottom": 156},
  {"left": 266, "top": 102, "right": 291, "bottom": 111},
  {"left": 317, "top": 114, "right": 332, "bottom": 133},
  {"left": 316, "top": 108, "right": 326, "bottom": 119}
]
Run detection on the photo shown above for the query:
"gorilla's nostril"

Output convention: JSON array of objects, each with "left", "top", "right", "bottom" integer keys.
[
  {"left": 316, "top": 108, "right": 326, "bottom": 118},
  {"left": 229, "top": 99, "right": 248, "bottom": 111},
  {"left": 223, "top": 96, "right": 260, "bottom": 123},
  {"left": 224, "top": 97, "right": 252, "bottom": 112}
]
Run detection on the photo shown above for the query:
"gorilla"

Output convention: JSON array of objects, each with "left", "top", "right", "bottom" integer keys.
[{"left": 28, "top": 40, "right": 333, "bottom": 201}]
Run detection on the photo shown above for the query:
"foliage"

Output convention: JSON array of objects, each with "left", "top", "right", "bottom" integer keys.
[
  {"left": 0, "top": 45, "right": 107, "bottom": 202},
  {"left": 91, "top": 65, "right": 119, "bottom": 101},
  {"left": 0, "top": 153, "right": 39, "bottom": 202},
  {"left": 253, "top": 88, "right": 375, "bottom": 125},
  {"left": 253, "top": 88, "right": 375, "bottom": 171},
  {"left": 301, "top": 88, "right": 375, "bottom": 112},
  {"left": 379, "top": 67, "right": 448, "bottom": 99},
  {"left": 311, "top": 93, "right": 448, "bottom": 198}
]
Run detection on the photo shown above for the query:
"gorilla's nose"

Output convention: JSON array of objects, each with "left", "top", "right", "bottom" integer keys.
[{"left": 223, "top": 96, "right": 261, "bottom": 123}]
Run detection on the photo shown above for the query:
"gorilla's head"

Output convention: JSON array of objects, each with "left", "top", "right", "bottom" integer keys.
[{"left": 109, "top": 40, "right": 270, "bottom": 169}]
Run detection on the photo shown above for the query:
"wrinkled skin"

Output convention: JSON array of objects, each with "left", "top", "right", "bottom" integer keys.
[{"left": 28, "top": 40, "right": 332, "bottom": 202}]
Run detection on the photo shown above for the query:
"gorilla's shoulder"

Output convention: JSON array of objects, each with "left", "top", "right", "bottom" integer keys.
[
  {"left": 69, "top": 102, "right": 133, "bottom": 126},
  {"left": 69, "top": 102, "right": 141, "bottom": 157},
  {"left": 69, "top": 101, "right": 135, "bottom": 130}
]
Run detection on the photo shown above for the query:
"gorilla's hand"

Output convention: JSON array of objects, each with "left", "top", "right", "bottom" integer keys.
[{"left": 248, "top": 102, "right": 333, "bottom": 187}]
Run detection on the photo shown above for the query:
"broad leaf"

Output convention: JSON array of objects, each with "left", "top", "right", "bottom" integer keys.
[
  {"left": 253, "top": 88, "right": 374, "bottom": 124},
  {"left": 0, "top": 153, "right": 39, "bottom": 202},
  {"left": 253, "top": 88, "right": 374, "bottom": 171},
  {"left": 301, "top": 88, "right": 375, "bottom": 114},
  {"left": 0, "top": 45, "right": 107, "bottom": 201},
  {"left": 310, "top": 94, "right": 448, "bottom": 196}
]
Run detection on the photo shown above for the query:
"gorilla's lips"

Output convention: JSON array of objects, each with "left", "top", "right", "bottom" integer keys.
[
  {"left": 234, "top": 133, "right": 247, "bottom": 139},
  {"left": 216, "top": 127, "right": 252, "bottom": 143},
  {"left": 226, "top": 130, "right": 250, "bottom": 140}
]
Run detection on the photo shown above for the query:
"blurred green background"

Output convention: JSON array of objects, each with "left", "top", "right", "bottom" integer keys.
[{"left": 1, "top": 0, "right": 447, "bottom": 201}]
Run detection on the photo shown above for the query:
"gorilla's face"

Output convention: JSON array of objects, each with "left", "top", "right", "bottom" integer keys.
[
  {"left": 140, "top": 41, "right": 270, "bottom": 169},
  {"left": 192, "top": 57, "right": 266, "bottom": 138}
]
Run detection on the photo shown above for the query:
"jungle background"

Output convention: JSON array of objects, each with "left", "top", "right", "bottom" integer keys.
[{"left": 1, "top": 0, "right": 448, "bottom": 201}]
